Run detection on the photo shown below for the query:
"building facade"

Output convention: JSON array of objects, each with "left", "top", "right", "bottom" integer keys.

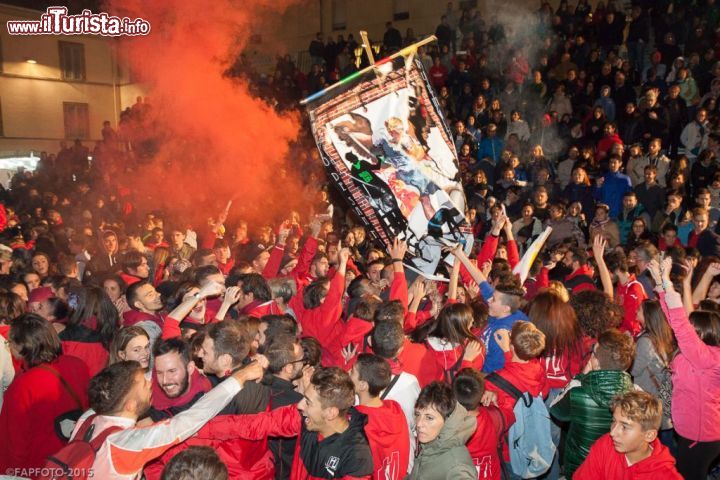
[{"left": 0, "top": 2, "right": 146, "bottom": 158}]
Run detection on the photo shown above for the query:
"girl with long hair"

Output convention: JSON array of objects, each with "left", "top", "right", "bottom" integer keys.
[{"left": 632, "top": 300, "right": 677, "bottom": 445}]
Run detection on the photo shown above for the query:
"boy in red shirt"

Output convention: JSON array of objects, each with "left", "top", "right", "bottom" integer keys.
[
  {"left": 350, "top": 353, "right": 410, "bottom": 480},
  {"left": 482, "top": 322, "right": 548, "bottom": 427},
  {"left": 453, "top": 368, "right": 504, "bottom": 480},
  {"left": 575, "top": 390, "right": 682, "bottom": 479}
]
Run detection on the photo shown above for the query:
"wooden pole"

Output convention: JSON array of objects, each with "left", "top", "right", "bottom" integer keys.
[{"left": 300, "top": 34, "right": 437, "bottom": 105}]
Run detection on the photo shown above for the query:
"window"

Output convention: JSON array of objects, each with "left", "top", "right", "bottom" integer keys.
[
  {"left": 393, "top": 0, "right": 409, "bottom": 21},
  {"left": 332, "top": 0, "right": 347, "bottom": 31},
  {"left": 58, "top": 41, "right": 86, "bottom": 81},
  {"left": 63, "top": 102, "right": 89, "bottom": 139}
]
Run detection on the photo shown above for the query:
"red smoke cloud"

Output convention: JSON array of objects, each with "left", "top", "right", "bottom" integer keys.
[{"left": 105, "top": 0, "right": 305, "bottom": 228}]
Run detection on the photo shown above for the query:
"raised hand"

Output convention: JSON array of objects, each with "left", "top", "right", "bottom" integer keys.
[
  {"left": 389, "top": 237, "right": 408, "bottom": 260},
  {"left": 222, "top": 286, "right": 242, "bottom": 306},
  {"left": 591, "top": 234, "right": 607, "bottom": 259}
]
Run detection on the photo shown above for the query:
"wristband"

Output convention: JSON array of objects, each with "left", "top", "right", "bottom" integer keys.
[{"left": 392, "top": 258, "right": 403, "bottom": 263}]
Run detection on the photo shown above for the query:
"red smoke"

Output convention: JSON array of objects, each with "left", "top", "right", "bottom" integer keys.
[{"left": 105, "top": 0, "right": 304, "bottom": 228}]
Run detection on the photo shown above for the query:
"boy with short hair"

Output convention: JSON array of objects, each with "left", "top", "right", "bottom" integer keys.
[
  {"left": 550, "top": 329, "right": 636, "bottom": 478},
  {"left": 350, "top": 353, "right": 410, "bottom": 479},
  {"left": 483, "top": 321, "right": 548, "bottom": 427},
  {"left": 574, "top": 391, "right": 682, "bottom": 479},
  {"left": 480, "top": 283, "right": 528, "bottom": 373},
  {"left": 453, "top": 368, "right": 504, "bottom": 480}
]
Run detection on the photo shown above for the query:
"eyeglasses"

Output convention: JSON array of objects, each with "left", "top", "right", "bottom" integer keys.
[{"left": 288, "top": 356, "right": 307, "bottom": 366}]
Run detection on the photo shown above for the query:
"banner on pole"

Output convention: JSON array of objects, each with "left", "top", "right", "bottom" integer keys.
[{"left": 305, "top": 57, "right": 472, "bottom": 276}]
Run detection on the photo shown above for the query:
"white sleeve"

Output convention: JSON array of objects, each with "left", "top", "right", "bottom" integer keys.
[{"left": 105, "top": 377, "right": 242, "bottom": 476}]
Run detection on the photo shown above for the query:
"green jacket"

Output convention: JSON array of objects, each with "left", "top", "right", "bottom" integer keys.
[
  {"left": 408, "top": 403, "right": 477, "bottom": 480},
  {"left": 549, "top": 370, "right": 634, "bottom": 479}
]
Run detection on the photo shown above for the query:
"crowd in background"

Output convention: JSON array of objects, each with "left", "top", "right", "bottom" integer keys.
[{"left": 3, "top": 0, "right": 720, "bottom": 479}]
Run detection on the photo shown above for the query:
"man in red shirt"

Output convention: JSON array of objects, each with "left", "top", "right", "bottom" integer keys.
[
  {"left": 349, "top": 353, "right": 410, "bottom": 480},
  {"left": 604, "top": 251, "right": 647, "bottom": 337},
  {"left": 453, "top": 368, "right": 503, "bottom": 480}
]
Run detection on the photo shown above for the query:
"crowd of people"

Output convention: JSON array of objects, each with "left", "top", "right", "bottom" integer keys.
[{"left": 3, "top": 0, "right": 720, "bottom": 479}]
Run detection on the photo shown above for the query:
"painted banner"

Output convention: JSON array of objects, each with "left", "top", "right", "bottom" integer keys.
[{"left": 305, "top": 56, "right": 472, "bottom": 276}]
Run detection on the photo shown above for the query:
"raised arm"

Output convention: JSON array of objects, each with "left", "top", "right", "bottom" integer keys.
[
  {"left": 653, "top": 258, "right": 720, "bottom": 370},
  {"left": 692, "top": 262, "right": 720, "bottom": 306},
  {"left": 106, "top": 360, "right": 266, "bottom": 476},
  {"left": 591, "top": 235, "right": 614, "bottom": 299},
  {"left": 388, "top": 238, "right": 409, "bottom": 311}
]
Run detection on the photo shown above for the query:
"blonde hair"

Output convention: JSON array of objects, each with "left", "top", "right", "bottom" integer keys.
[
  {"left": 511, "top": 321, "right": 546, "bottom": 360},
  {"left": 611, "top": 390, "right": 662, "bottom": 431},
  {"left": 546, "top": 281, "right": 570, "bottom": 302},
  {"left": 385, "top": 117, "right": 404, "bottom": 133}
]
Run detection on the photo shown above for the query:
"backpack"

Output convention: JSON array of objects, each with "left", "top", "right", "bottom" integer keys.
[
  {"left": 486, "top": 373, "right": 556, "bottom": 479},
  {"left": 39, "top": 414, "right": 122, "bottom": 480}
]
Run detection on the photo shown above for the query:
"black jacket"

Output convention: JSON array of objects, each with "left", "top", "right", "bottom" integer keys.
[{"left": 267, "top": 376, "right": 303, "bottom": 480}]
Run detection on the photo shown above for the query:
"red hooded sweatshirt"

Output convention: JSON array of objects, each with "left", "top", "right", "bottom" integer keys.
[
  {"left": 422, "top": 336, "right": 486, "bottom": 384},
  {"left": 466, "top": 408, "right": 504, "bottom": 480},
  {"left": 616, "top": 275, "right": 646, "bottom": 337},
  {"left": 485, "top": 351, "right": 548, "bottom": 427},
  {"left": 574, "top": 434, "right": 682, "bottom": 480},
  {"left": 355, "top": 400, "right": 410, "bottom": 480}
]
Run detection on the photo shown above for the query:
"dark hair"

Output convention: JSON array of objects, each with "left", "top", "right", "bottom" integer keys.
[
  {"left": 689, "top": 310, "right": 720, "bottom": 346},
  {"left": 238, "top": 273, "right": 271, "bottom": 303},
  {"left": 640, "top": 300, "right": 676, "bottom": 364},
  {"left": 206, "top": 321, "right": 249, "bottom": 368},
  {"left": 355, "top": 353, "right": 391, "bottom": 397},
  {"left": 596, "top": 329, "right": 636, "bottom": 370},
  {"left": 374, "top": 300, "right": 405, "bottom": 324},
  {"left": 109, "top": 326, "right": 149, "bottom": 364},
  {"left": 311, "top": 367, "right": 355, "bottom": 414},
  {"left": 191, "top": 249, "right": 215, "bottom": 267},
  {"left": 101, "top": 274, "right": 127, "bottom": 295},
  {"left": 261, "top": 314, "right": 298, "bottom": 344},
  {"left": 354, "top": 296, "right": 382, "bottom": 321},
  {"left": 88, "top": 361, "right": 144, "bottom": 415},
  {"left": 153, "top": 337, "right": 191, "bottom": 364},
  {"left": 371, "top": 320, "right": 404, "bottom": 359},
  {"left": 67, "top": 286, "right": 119, "bottom": 348},
  {"left": 122, "top": 250, "right": 146, "bottom": 274},
  {"left": 0, "top": 291, "right": 25, "bottom": 325},
  {"left": 423, "top": 303, "right": 477, "bottom": 345},
  {"left": 605, "top": 251, "right": 629, "bottom": 273},
  {"left": 126, "top": 281, "right": 151, "bottom": 311},
  {"left": 194, "top": 265, "right": 223, "bottom": 285},
  {"left": 167, "top": 282, "right": 201, "bottom": 311},
  {"left": 9, "top": 313, "right": 62, "bottom": 368},
  {"left": 453, "top": 368, "right": 485, "bottom": 411},
  {"left": 300, "top": 336, "right": 322, "bottom": 368},
  {"left": 303, "top": 278, "right": 330, "bottom": 309},
  {"left": 415, "top": 381, "right": 456, "bottom": 419},
  {"left": 264, "top": 334, "right": 300, "bottom": 374},
  {"left": 161, "top": 446, "right": 228, "bottom": 480},
  {"left": 570, "top": 290, "right": 623, "bottom": 338},
  {"left": 568, "top": 246, "right": 589, "bottom": 266}
]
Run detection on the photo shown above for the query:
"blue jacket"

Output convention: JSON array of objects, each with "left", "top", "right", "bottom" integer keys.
[
  {"left": 477, "top": 137, "right": 504, "bottom": 164},
  {"left": 480, "top": 310, "right": 528, "bottom": 373},
  {"left": 594, "top": 172, "right": 632, "bottom": 218}
]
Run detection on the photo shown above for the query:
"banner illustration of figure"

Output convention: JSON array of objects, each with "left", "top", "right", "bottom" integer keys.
[{"left": 306, "top": 56, "right": 472, "bottom": 276}]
